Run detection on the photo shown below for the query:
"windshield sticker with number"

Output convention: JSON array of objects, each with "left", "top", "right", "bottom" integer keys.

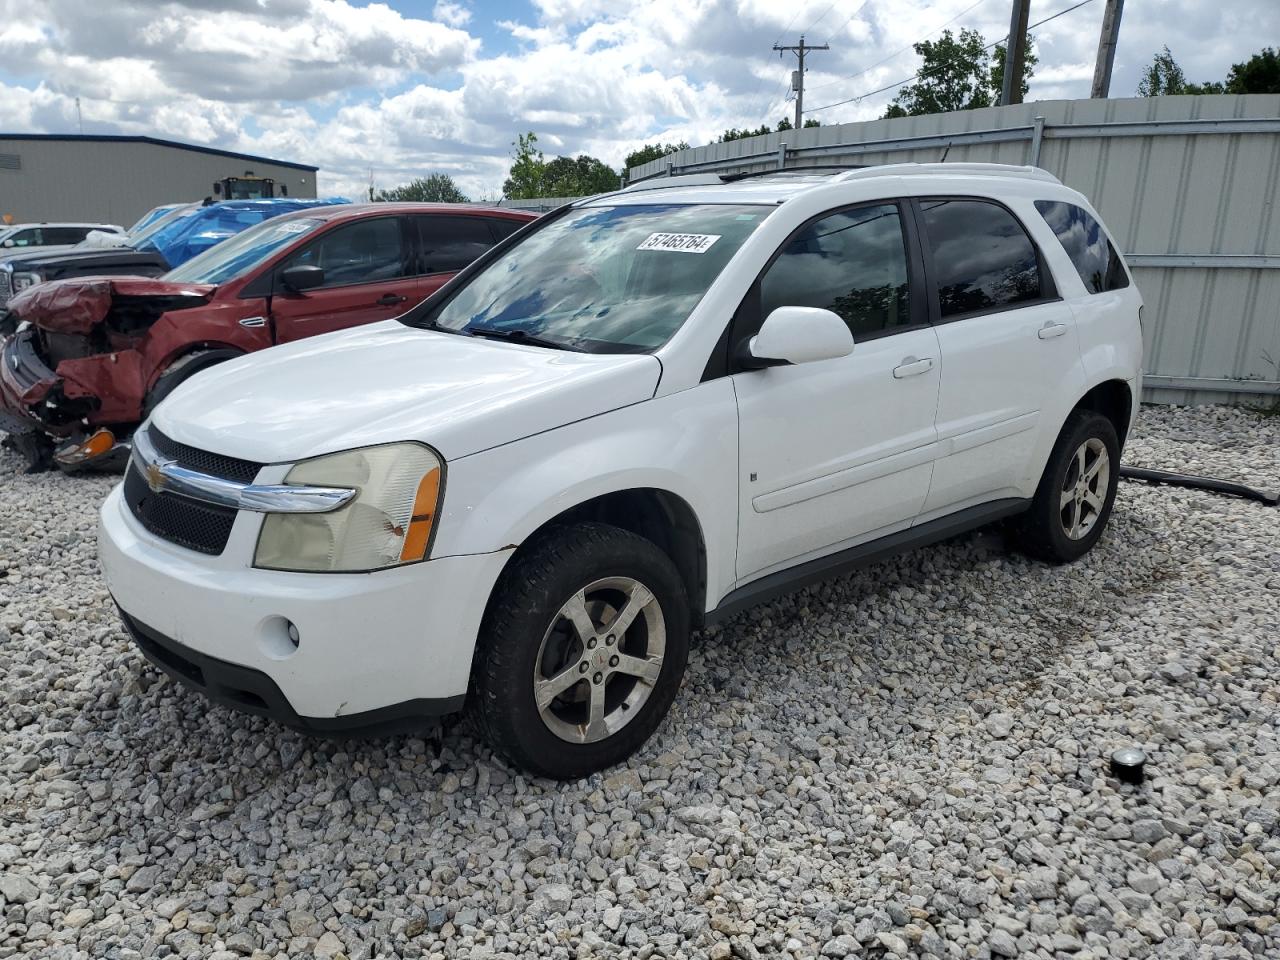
[{"left": 637, "top": 233, "right": 721, "bottom": 254}]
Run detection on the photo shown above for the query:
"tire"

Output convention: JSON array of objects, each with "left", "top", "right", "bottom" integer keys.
[
  {"left": 471, "top": 522, "right": 690, "bottom": 780},
  {"left": 143, "top": 349, "right": 242, "bottom": 419},
  {"left": 1014, "top": 409, "right": 1120, "bottom": 564}
]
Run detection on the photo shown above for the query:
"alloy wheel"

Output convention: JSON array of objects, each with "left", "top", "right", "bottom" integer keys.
[
  {"left": 532, "top": 576, "right": 666, "bottom": 744},
  {"left": 1059, "top": 437, "right": 1110, "bottom": 540}
]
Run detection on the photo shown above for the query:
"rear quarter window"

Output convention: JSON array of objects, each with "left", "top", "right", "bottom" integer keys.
[
  {"left": 1034, "top": 200, "right": 1129, "bottom": 294},
  {"left": 917, "top": 198, "right": 1048, "bottom": 319}
]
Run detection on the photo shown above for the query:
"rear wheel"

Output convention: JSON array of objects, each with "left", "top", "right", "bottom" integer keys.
[
  {"left": 471, "top": 522, "right": 689, "bottom": 779},
  {"left": 1014, "top": 410, "right": 1120, "bottom": 563}
]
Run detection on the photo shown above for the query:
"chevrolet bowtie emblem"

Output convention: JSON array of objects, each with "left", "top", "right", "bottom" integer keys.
[{"left": 144, "top": 459, "right": 174, "bottom": 494}]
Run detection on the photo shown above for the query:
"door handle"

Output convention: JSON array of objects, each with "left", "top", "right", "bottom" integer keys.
[
  {"left": 1038, "top": 320, "right": 1068, "bottom": 339},
  {"left": 892, "top": 356, "right": 935, "bottom": 379},
  {"left": 377, "top": 294, "right": 408, "bottom": 306}
]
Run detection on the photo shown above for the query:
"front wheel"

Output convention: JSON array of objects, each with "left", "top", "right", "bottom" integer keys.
[
  {"left": 471, "top": 522, "right": 690, "bottom": 780},
  {"left": 1014, "top": 410, "right": 1120, "bottom": 564}
]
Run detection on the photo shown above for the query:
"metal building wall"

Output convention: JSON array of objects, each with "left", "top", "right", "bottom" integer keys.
[
  {"left": 0, "top": 137, "right": 319, "bottom": 229},
  {"left": 628, "top": 95, "right": 1280, "bottom": 405}
]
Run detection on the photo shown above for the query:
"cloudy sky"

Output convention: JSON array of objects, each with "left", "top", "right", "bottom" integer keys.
[{"left": 0, "top": 0, "right": 1273, "bottom": 199}]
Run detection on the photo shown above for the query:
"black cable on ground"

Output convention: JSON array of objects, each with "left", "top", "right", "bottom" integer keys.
[{"left": 1119, "top": 466, "right": 1280, "bottom": 507}]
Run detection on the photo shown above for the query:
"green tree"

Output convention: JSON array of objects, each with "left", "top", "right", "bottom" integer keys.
[
  {"left": 1226, "top": 47, "right": 1280, "bottom": 93},
  {"left": 624, "top": 141, "right": 691, "bottom": 170},
  {"left": 375, "top": 173, "right": 469, "bottom": 203},
  {"left": 775, "top": 117, "right": 822, "bottom": 131},
  {"left": 1137, "top": 46, "right": 1188, "bottom": 96},
  {"left": 990, "top": 36, "right": 1039, "bottom": 103},
  {"left": 542, "top": 154, "right": 622, "bottom": 196},
  {"left": 502, "top": 132, "right": 546, "bottom": 200},
  {"left": 718, "top": 118, "right": 819, "bottom": 143},
  {"left": 884, "top": 29, "right": 1011, "bottom": 117},
  {"left": 718, "top": 123, "right": 773, "bottom": 143}
]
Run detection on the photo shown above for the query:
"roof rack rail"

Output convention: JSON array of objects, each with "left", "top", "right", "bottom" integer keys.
[
  {"left": 834, "top": 162, "right": 1061, "bottom": 184},
  {"left": 721, "top": 164, "right": 866, "bottom": 182},
  {"left": 619, "top": 173, "right": 728, "bottom": 193}
]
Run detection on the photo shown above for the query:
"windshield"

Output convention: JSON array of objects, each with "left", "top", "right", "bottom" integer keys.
[
  {"left": 129, "top": 204, "right": 198, "bottom": 248},
  {"left": 165, "top": 217, "right": 323, "bottom": 285},
  {"left": 419, "top": 203, "right": 770, "bottom": 352},
  {"left": 127, "top": 204, "right": 179, "bottom": 235}
]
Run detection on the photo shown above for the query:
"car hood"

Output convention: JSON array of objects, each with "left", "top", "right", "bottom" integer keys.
[
  {"left": 151, "top": 321, "right": 663, "bottom": 463},
  {"left": 8, "top": 277, "right": 216, "bottom": 334},
  {"left": 5, "top": 246, "right": 168, "bottom": 274}
]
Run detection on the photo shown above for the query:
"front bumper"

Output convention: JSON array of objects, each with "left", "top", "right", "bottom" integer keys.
[
  {"left": 0, "top": 329, "right": 60, "bottom": 436},
  {"left": 99, "top": 484, "right": 514, "bottom": 725}
]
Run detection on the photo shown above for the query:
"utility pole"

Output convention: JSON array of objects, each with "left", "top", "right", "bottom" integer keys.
[
  {"left": 999, "top": 0, "right": 1031, "bottom": 106},
  {"left": 1090, "top": 0, "right": 1125, "bottom": 98},
  {"left": 774, "top": 35, "right": 829, "bottom": 129}
]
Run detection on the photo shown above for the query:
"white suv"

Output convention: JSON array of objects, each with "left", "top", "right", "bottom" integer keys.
[{"left": 99, "top": 163, "right": 1142, "bottom": 778}]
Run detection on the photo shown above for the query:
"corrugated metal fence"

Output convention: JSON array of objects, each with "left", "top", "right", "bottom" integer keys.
[{"left": 627, "top": 95, "right": 1280, "bottom": 405}]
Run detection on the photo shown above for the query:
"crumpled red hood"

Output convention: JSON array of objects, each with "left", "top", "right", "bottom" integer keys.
[{"left": 7, "top": 277, "right": 216, "bottom": 334}]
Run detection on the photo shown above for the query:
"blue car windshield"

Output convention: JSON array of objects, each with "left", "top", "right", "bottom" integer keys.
[
  {"left": 126, "top": 204, "right": 181, "bottom": 236},
  {"left": 165, "top": 217, "right": 324, "bottom": 285},
  {"left": 420, "top": 203, "right": 771, "bottom": 352},
  {"left": 134, "top": 199, "right": 347, "bottom": 268},
  {"left": 129, "top": 205, "right": 198, "bottom": 247}
]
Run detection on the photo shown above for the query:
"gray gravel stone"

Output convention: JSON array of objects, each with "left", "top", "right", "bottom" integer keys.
[{"left": 1, "top": 404, "right": 1277, "bottom": 958}]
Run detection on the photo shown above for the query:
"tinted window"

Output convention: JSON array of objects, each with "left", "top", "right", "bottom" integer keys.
[
  {"left": 919, "top": 199, "right": 1044, "bottom": 318},
  {"left": 8, "top": 229, "right": 40, "bottom": 247},
  {"left": 1035, "top": 200, "right": 1128, "bottom": 294},
  {"left": 43, "top": 227, "right": 93, "bottom": 245},
  {"left": 419, "top": 217, "right": 494, "bottom": 274},
  {"left": 487, "top": 218, "right": 525, "bottom": 241},
  {"left": 760, "top": 203, "right": 911, "bottom": 338},
  {"left": 285, "top": 217, "right": 405, "bottom": 287}
]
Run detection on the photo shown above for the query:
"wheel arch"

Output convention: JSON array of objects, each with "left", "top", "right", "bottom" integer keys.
[
  {"left": 144, "top": 342, "right": 246, "bottom": 395},
  {"left": 491, "top": 487, "right": 710, "bottom": 629},
  {"left": 1073, "top": 378, "right": 1134, "bottom": 449}
]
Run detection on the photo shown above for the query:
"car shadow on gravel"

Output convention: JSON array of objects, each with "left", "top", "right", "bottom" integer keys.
[{"left": 97, "top": 488, "right": 1189, "bottom": 805}]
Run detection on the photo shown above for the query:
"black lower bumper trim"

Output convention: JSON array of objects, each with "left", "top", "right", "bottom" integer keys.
[{"left": 117, "top": 607, "right": 465, "bottom": 737}]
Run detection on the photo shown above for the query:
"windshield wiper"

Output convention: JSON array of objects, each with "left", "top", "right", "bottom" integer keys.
[{"left": 465, "top": 326, "right": 577, "bottom": 351}]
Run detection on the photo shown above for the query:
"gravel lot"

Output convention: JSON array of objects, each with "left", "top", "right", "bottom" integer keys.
[{"left": 2, "top": 404, "right": 1278, "bottom": 960}]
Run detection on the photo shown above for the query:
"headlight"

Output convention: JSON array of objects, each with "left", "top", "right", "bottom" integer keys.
[
  {"left": 254, "top": 442, "right": 443, "bottom": 573},
  {"left": 11, "top": 271, "right": 40, "bottom": 292}
]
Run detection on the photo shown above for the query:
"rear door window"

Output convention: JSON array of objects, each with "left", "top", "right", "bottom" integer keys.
[
  {"left": 42, "top": 227, "right": 94, "bottom": 245},
  {"left": 1034, "top": 200, "right": 1129, "bottom": 294},
  {"left": 283, "top": 217, "right": 406, "bottom": 287},
  {"left": 418, "top": 216, "right": 494, "bottom": 274},
  {"left": 759, "top": 203, "right": 913, "bottom": 339},
  {"left": 918, "top": 199, "right": 1047, "bottom": 319}
]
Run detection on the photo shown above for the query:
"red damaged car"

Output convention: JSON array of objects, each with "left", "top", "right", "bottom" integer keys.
[{"left": 0, "top": 203, "right": 536, "bottom": 470}]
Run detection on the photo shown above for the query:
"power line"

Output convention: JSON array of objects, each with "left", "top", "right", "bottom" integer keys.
[
  {"left": 805, "top": 1, "right": 841, "bottom": 35},
  {"left": 807, "top": 0, "right": 991, "bottom": 92},
  {"left": 806, "top": 0, "right": 1097, "bottom": 114}
]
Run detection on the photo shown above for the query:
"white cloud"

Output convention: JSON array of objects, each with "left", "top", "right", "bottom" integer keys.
[
  {"left": 0, "top": 0, "right": 1276, "bottom": 200},
  {"left": 433, "top": 0, "right": 471, "bottom": 28}
]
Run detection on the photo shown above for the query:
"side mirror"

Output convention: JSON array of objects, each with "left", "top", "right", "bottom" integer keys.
[
  {"left": 743, "top": 306, "right": 853, "bottom": 368},
  {"left": 212, "top": 181, "right": 223, "bottom": 195},
  {"left": 1, "top": 239, "right": 12, "bottom": 248},
  {"left": 281, "top": 264, "right": 325, "bottom": 292}
]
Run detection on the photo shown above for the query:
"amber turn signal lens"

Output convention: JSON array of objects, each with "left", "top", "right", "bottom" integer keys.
[{"left": 400, "top": 467, "right": 441, "bottom": 562}]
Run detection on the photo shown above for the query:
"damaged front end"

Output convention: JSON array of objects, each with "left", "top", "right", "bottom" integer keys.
[{"left": 0, "top": 277, "right": 214, "bottom": 472}]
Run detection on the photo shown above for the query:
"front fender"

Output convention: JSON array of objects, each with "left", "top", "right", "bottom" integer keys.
[
  {"left": 138, "top": 299, "right": 271, "bottom": 394},
  {"left": 432, "top": 379, "right": 741, "bottom": 613}
]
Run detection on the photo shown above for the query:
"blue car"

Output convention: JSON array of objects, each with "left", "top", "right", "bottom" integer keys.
[{"left": 0, "top": 198, "right": 349, "bottom": 307}]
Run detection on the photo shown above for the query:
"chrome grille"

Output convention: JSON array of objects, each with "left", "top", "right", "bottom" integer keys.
[{"left": 123, "top": 428, "right": 264, "bottom": 555}]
